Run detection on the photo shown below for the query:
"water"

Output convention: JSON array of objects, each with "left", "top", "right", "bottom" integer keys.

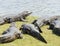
[{"left": 0, "top": 0, "right": 60, "bottom": 17}]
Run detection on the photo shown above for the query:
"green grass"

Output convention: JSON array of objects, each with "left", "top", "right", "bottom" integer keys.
[{"left": 0, "top": 16, "right": 60, "bottom": 46}]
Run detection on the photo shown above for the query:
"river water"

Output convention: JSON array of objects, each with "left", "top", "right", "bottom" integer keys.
[{"left": 0, "top": 0, "right": 60, "bottom": 17}]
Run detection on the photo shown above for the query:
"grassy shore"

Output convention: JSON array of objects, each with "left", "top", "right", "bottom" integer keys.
[{"left": 0, "top": 16, "right": 60, "bottom": 46}]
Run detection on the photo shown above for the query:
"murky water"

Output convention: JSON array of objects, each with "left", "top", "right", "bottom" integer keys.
[{"left": 0, "top": 0, "right": 60, "bottom": 17}]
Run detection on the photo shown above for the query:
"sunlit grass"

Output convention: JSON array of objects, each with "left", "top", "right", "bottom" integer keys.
[{"left": 0, "top": 16, "right": 60, "bottom": 46}]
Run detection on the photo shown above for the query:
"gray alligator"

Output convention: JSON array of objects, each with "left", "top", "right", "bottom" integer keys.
[
  {"left": 32, "top": 15, "right": 60, "bottom": 31},
  {"left": 46, "top": 16, "right": 60, "bottom": 25},
  {"left": 48, "top": 20, "right": 59, "bottom": 30},
  {"left": 49, "top": 20, "right": 60, "bottom": 36},
  {"left": 0, "top": 22, "right": 23, "bottom": 43},
  {"left": 32, "top": 15, "right": 60, "bottom": 27},
  {"left": 20, "top": 23, "right": 47, "bottom": 43},
  {"left": 0, "top": 11, "right": 32, "bottom": 25}
]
